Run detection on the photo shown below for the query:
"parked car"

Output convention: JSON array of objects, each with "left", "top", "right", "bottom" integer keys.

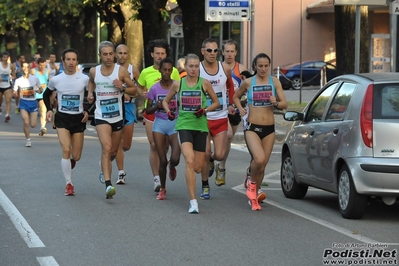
[
  {"left": 280, "top": 73, "right": 399, "bottom": 219},
  {"left": 274, "top": 60, "right": 337, "bottom": 90}
]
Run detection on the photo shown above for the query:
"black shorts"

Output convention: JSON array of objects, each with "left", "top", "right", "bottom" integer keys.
[
  {"left": 244, "top": 123, "right": 275, "bottom": 140},
  {"left": 94, "top": 119, "right": 124, "bottom": 132},
  {"left": 178, "top": 130, "right": 208, "bottom": 152},
  {"left": 0, "top": 87, "right": 11, "bottom": 94},
  {"left": 55, "top": 111, "right": 86, "bottom": 135},
  {"left": 228, "top": 113, "right": 241, "bottom": 126}
]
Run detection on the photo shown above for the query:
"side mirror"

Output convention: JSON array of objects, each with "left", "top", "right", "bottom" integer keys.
[{"left": 284, "top": 111, "right": 304, "bottom": 121}]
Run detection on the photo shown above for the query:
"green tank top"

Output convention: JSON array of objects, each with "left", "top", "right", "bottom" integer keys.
[{"left": 175, "top": 77, "right": 208, "bottom": 132}]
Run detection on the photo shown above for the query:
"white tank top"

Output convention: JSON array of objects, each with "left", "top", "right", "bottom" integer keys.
[
  {"left": 0, "top": 63, "right": 11, "bottom": 88},
  {"left": 94, "top": 64, "right": 124, "bottom": 123},
  {"left": 200, "top": 61, "right": 228, "bottom": 120}
]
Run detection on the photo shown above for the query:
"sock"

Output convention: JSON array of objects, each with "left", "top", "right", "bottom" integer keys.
[
  {"left": 105, "top": 180, "right": 112, "bottom": 187},
  {"left": 154, "top": 175, "right": 160, "bottom": 182},
  {"left": 118, "top": 170, "right": 125, "bottom": 175},
  {"left": 26, "top": 138, "right": 30, "bottom": 141},
  {"left": 202, "top": 180, "right": 209, "bottom": 187},
  {"left": 61, "top": 158, "right": 72, "bottom": 184}
]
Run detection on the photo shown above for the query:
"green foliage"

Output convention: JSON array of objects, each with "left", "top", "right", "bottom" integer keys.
[{"left": 0, "top": 0, "right": 91, "bottom": 33}]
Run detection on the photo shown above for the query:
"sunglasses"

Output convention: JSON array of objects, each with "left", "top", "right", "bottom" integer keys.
[{"left": 204, "top": 48, "right": 219, "bottom": 53}]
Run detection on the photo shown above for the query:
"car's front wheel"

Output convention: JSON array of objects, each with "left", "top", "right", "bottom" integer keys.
[
  {"left": 281, "top": 150, "right": 308, "bottom": 199},
  {"left": 337, "top": 165, "right": 368, "bottom": 219},
  {"left": 291, "top": 77, "right": 302, "bottom": 90}
]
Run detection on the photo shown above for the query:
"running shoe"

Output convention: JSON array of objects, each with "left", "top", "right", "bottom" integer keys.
[
  {"left": 247, "top": 181, "right": 261, "bottom": 211},
  {"left": 4, "top": 115, "right": 10, "bottom": 122},
  {"left": 258, "top": 189, "right": 267, "bottom": 203},
  {"left": 65, "top": 183, "right": 74, "bottom": 196},
  {"left": 99, "top": 172, "right": 104, "bottom": 184},
  {"left": 188, "top": 199, "right": 199, "bottom": 214},
  {"left": 209, "top": 160, "right": 215, "bottom": 177},
  {"left": 156, "top": 189, "right": 166, "bottom": 200},
  {"left": 243, "top": 166, "right": 251, "bottom": 189},
  {"left": 39, "top": 127, "right": 47, "bottom": 136},
  {"left": 247, "top": 200, "right": 262, "bottom": 211},
  {"left": 215, "top": 163, "right": 226, "bottom": 186},
  {"left": 70, "top": 159, "right": 76, "bottom": 169},
  {"left": 168, "top": 163, "right": 177, "bottom": 181},
  {"left": 116, "top": 172, "right": 126, "bottom": 185},
  {"left": 154, "top": 176, "right": 161, "bottom": 192},
  {"left": 105, "top": 185, "right": 116, "bottom": 199},
  {"left": 98, "top": 161, "right": 104, "bottom": 184},
  {"left": 15, "top": 108, "right": 20, "bottom": 114},
  {"left": 0, "top": 107, "right": 2, "bottom": 115},
  {"left": 25, "top": 140, "right": 31, "bottom": 147},
  {"left": 200, "top": 186, "right": 211, "bottom": 200}
]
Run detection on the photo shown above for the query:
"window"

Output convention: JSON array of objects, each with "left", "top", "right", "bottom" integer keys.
[
  {"left": 306, "top": 83, "right": 339, "bottom": 122},
  {"left": 326, "top": 83, "right": 356, "bottom": 121},
  {"left": 379, "top": 85, "right": 399, "bottom": 117}
]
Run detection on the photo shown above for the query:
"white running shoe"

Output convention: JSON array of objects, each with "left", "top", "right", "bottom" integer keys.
[
  {"left": 116, "top": 172, "right": 126, "bottom": 185},
  {"left": 154, "top": 176, "right": 161, "bottom": 192},
  {"left": 188, "top": 199, "right": 199, "bottom": 214},
  {"left": 25, "top": 140, "right": 31, "bottom": 147}
]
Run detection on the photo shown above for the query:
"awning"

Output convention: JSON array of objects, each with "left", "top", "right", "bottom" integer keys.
[
  {"left": 307, "top": 0, "right": 334, "bottom": 14},
  {"left": 306, "top": 0, "right": 388, "bottom": 15}
]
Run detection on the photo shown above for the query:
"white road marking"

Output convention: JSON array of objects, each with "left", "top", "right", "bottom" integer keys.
[
  {"left": 0, "top": 189, "right": 45, "bottom": 248},
  {"left": 37, "top": 257, "right": 59, "bottom": 266},
  {"left": 232, "top": 184, "right": 379, "bottom": 243}
]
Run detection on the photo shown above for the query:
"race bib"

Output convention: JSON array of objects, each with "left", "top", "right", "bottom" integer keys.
[
  {"left": 100, "top": 97, "right": 120, "bottom": 118},
  {"left": 181, "top": 90, "right": 201, "bottom": 112},
  {"left": 61, "top": 95, "right": 80, "bottom": 112},
  {"left": 251, "top": 85, "right": 273, "bottom": 107}
]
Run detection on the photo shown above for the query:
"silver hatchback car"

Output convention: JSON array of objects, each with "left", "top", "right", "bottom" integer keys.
[{"left": 281, "top": 73, "right": 399, "bottom": 219}]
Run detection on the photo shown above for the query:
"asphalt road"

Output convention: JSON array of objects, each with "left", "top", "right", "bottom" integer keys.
[{"left": 1, "top": 97, "right": 398, "bottom": 266}]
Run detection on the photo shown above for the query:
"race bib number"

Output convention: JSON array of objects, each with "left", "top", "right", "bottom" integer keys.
[
  {"left": 157, "top": 94, "right": 177, "bottom": 113},
  {"left": 100, "top": 97, "right": 120, "bottom": 118},
  {"left": 181, "top": 90, "right": 201, "bottom": 112},
  {"left": 61, "top": 95, "right": 80, "bottom": 112},
  {"left": 1, "top": 74, "right": 10, "bottom": 83},
  {"left": 251, "top": 85, "right": 273, "bottom": 107},
  {"left": 21, "top": 87, "right": 35, "bottom": 98},
  {"left": 206, "top": 91, "right": 223, "bottom": 112}
]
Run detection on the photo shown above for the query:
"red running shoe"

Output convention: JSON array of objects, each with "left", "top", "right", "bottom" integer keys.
[
  {"left": 156, "top": 189, "right": 166, "bottom": 200},
  {"left": 65, "top": 183, "right": 74, "bottom": 196},
  {"left": 169, "top": 163, "right": 177, "bottom": 181}
]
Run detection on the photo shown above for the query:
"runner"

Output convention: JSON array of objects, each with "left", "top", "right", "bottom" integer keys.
[
  {"left": 114, "top": 44, "right": 140, "bottom": 185},
  {"left": 233, "top": 53, "right": 287, "bottom": 210},
  {"left": 0, "top": 51, "right": 16, "bottom": 122},
  {"left": 87, "top": 41, "right": 137, "bottom": 199},
  {"left": 33, "top": 57, "right": 49, "bottom": 135},
  {"left": 43, "top": 48, "right": 89, "bottom": 196},
  {"left": 199, "top": 38, "right": 235, "bottom": 200},
  {"left": 13, "top": 62, "right": 41, "bottom": 147},
  {"left": 137, "top": 39, "right": 180, "bottom": 192},
  {"left": 146, "top": 57, "right": 180, "bottom": 200},
  {"left": 13, "top": 54, "right": 26, "bottom": 114},
  {"left": 162, "top": 53, "right": 220, "bottom": 213},
  {"left": 215, "top": 39, "right": 248, "bottom": 185},
  {"left": 176, "top": 58, "right": 187, "bottom": 78}
]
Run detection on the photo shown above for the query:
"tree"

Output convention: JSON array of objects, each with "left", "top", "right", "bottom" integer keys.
[
  {"left": 334, "top": 6, "right": 369, "bottom": 75},
  {"left": 136, "top": 0, "right": 169, "bottom": 67},
  {"left": 177, "top": 0, "right": 209, "bottom": 59}
]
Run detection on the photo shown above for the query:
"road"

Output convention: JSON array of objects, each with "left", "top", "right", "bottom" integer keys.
[{"left": 1, "top": 96, "right": 398, "bottom": 266}]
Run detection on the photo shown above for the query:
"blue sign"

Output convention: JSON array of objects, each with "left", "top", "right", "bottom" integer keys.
[
  {"left": 205, "top": 0, "right": 251, "bottom": 21},
  {"left": 209, "top": 1, "right": 250, "bottom": 7}
]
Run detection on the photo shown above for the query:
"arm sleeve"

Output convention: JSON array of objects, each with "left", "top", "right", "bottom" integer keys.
[
  {"left": 43, "top": 87, "right": 54, "bottom": 112},
  {"left": 226, "top": 77, "right": 234, "bottom": 105}
]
